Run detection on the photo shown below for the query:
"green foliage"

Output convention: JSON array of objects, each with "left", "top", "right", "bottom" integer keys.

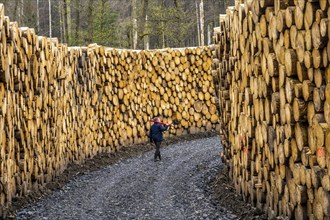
[
  {"left": 67, "top": 0, "right": 119, "bottom": 47},
  {"left": 92, "top": 0, "right": 119, "bottom": 47},
  {"left": 148, "top": 1, "right": 190, "bottom": 48}
]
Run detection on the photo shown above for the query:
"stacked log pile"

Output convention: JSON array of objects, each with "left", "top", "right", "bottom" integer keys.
[
  {"left": 212, "top": 0, "right": 330, "bottom": 219},
  {"left": 0, "top": 4, "right": 219, "bottom": 216}
]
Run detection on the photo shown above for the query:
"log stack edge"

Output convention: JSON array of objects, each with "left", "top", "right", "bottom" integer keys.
[
  {"left": 0, "top": 4, "right": 219, "bottom": 216},
  {"left": 212, "top": 0, "right": 330, "bottom": 219}
]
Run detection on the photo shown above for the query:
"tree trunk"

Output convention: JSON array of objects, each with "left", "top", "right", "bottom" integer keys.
[
  {"left": 200, "top": 0, "right": 204, "bottom": 46},
  {"left": 207, "top": 23, "right": 211, "bottom": 45},
  {"left": 141, "top": 0, "right": 149, "bottom": 50},
  {"left": 132, "top": 0, "right": 138, "bottom": 49},
  {"left": 161, "top": 0, "right": 165, "bottom": 48},
  {"left": 144, "top": 15, "right": 149, "bottom": 50},
  {"left": 2, "top": 0, "right": 7, "bottom": 17},
  {"left": 13, "top": 0, "right": 19, "bottom": 22},
  {"left": 100, "top": 0, "right": 105, "bottom": 30},
  {"left": 75, "top": 0, "right": 80, "bottom": 42},
  {"left": 161, "top": 20, "right": 165, "bottom": 48},
  {"left": 37, "top": 0, "right": 40, "bottom": 32},
  {"left": 173, "top": 0, "right": 178, "bottom": 7},
  {"left": 195, "top": 0, "right": 201, "bottom": 46},
  {"left": 61, "top": 0, "right": 67, "bottom": 43},
  {"left": 87, "top": 0, "right": 94, "bottom": 42},
  {"left": 59, "top": 0, "right": 63, "bottom": 42},
  {"left": 64, "top": 0, "right": 71, "bottom": 44},
  {"left": 48, "top": 0, "right": 52, "bottom": 38},
  {"left": 20, "top": 0, "right": 23, "bottom": 25}
]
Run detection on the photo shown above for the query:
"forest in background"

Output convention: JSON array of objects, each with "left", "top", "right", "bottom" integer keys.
[{"left": 0, "top": 0, "right": 232, "bottom": 49}]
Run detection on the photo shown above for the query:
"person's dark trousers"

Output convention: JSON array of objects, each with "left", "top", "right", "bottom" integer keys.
[{"left": 154, "top": 141, "right": 162, "bottom": 161}]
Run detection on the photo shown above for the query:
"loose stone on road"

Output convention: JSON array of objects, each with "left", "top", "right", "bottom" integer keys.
[{"left": 17, "top": 136, "right": 237, "bottom": 220}]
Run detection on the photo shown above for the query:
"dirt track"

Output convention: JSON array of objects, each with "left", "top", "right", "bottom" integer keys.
[{"left": 12, "top": 134, "right": 265, "bottom": 220}]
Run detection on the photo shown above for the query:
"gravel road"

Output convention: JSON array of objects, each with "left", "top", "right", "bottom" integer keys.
[{"left": 16, "top": 136, "right": 237, "bottom": 220}]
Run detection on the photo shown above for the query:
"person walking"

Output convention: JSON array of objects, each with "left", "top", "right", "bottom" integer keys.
[{"left": 149, "top": 117, "right": 170, "bottom": 162}]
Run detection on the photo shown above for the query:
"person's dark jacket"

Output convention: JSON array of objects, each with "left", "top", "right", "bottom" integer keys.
[{"left": 149, "top": 123, "right": 168, "bottom": 142}]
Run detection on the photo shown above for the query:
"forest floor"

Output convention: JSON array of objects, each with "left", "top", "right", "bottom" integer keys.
[{"left": 7, "top": 132, "right": 266, "bottom": 220}]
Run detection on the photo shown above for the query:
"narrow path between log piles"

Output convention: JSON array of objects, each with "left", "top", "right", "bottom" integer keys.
[{"left": 16, "top": 136, "right": 239, "bottom": 220}]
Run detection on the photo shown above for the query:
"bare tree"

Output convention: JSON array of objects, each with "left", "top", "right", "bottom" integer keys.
[
  {"left": 48, "top": 0, "right": 52, "bottom": 37},
  {"left": 75, "top": 0, "right": 80, "bottom": 42},
  {"left": 199, "top": 0, "right": 204, "bottom": 46},
  {"left": 161, "top": 0, "right": 165, "bottom": 48},
  {"left": 87, "top": 0, "right": 94, "bottom": 42},
  {"left": 195, "top": 0, "right": 200, "bottom": 46},
  {"left": 140, "top": 0, "right": 149, "bottom": 50},
  {"left": 59, "top": 0, "right": 63, "bottom": 42},
  {"left": 63, "top": 0, "right": 71, "bottom": 43},
  {"left": 13, "top": 0, "right": 19, "bottom": 21},
  {"left": 144, "top": 15, "right": 149, "bottom": 50},
  {"left": 37, "top": 0, "right": 40, "bottom": 31},
  {"left": 132, "top": 0, "right": 138, "bottom": 49},
  {"left": 20, "top": 0, "right": 23, "bottom": 24},
  {"left": 207, "top": 23, "right": 211, "bottom": 45}
]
